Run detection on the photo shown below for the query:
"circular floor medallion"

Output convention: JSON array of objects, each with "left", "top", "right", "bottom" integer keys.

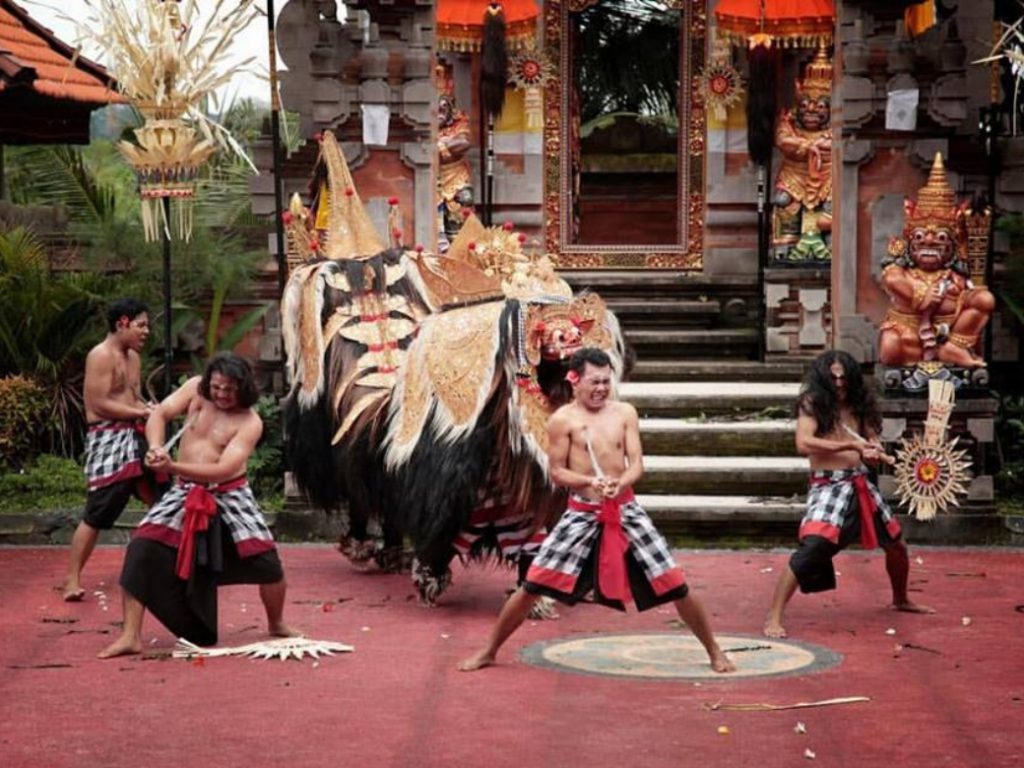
[{"left": 520, "top": 632, "right": 841, "bottom": 681}]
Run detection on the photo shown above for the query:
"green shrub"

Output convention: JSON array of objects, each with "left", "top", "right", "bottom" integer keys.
[
  {"left": 0, "top": 375, "right": 51, "bottom": 469},
  {"left": 248, "top": 394, "right": 284, "bottom": 500},
  {"left": 0, "top": 454, "right": 83, "bottom": 512}
]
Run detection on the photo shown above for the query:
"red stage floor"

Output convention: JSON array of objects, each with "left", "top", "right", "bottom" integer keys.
[{"left": 1, "top": 545, "right": 1021, "bottom": 768}]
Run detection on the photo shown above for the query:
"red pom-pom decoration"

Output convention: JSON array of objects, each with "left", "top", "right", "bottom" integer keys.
[
  {"left": 388, "top": 196, "right": 399, "bottom": 206},
  {"left": 502, "top": 221, "right": 514, "bottom": 231},
  {"left": 281, "top": 211, "right": 293, "bottom": 225},
  {"left": 345, "top": 187, "right": 354, "bottom": 197}
]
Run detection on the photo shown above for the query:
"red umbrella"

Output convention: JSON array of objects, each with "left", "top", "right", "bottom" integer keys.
[
  {"left": 436, "top": 0, "right": 539, "bottom": 52},
  {"left": 715, "top": 0, "right": 835, "bottom": 48}
]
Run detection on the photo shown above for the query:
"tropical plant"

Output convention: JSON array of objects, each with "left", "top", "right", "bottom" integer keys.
[
  {"left": 574, "top": 0, "right": 681, "bottom": 124},
  {"left": 0, "top": 228, "right": 112, "bottom": 456},
  {"left": 995, "top": 213, "right": 1024, "bottom": 327},
  {"left": 248, "top": 394, "right": 284, "bottom": 500},
  {"left": 0, "top": 375, "right": 51, "bottom": 468}
]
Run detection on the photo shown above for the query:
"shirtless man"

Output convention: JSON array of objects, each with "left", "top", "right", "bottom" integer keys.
[
  {"left": 763, "top": 350, "right": 934, "bottom": 639},
  {"left": 99, "top": 353, "right": 294, "bottom": 658},
  {"left": 63, "top": 298, "right": 156, "bottom": 602},
  {"left": 458, "top": 348, "right": 734, "bottom": 673}
]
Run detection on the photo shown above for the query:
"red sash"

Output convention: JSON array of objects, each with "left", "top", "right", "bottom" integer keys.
[
  {"left": 568, "top": 489, "right": 636, "bottom": 603},
  {"left": 811, "top": 473, "right": 879, "bottom": 549},
  {"left": 175, "top": 477, "right": 247, "bottom": 580}
]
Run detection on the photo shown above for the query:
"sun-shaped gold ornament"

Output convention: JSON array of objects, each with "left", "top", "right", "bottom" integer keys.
[
  {"left": 509, "top": 50, "right": 555, "bottom": 90},
  {"left": 893, "top": 435, "right": 971, "bottom": 521},
  {"left": 701, "top": 60, "right": 745, "bottom": 120}
]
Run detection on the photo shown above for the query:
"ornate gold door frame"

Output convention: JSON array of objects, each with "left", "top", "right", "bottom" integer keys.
[{"left": 543, "top": 0, "right": 707, "bottom": 269}]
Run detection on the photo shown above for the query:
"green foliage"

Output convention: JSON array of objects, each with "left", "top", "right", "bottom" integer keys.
[
  {"left": 995, "top": 214, "right": 1024, "bottom": 326},
  {"left": 995, "top": 393, "right": 1024, "bottom": 500},
  {"left": 248, "top": 394, "right": 284, "bottom": 499},
  {"left": 0, "top": 376, "right": 51, "bottom": 469},
  {"left": 0, "top": 228, "right": 111, "bottom": 456},
  {"left": 575, "top": 1, "right": 680, "bottom": 124},
  {"left": 0, "top": 454, "right": 84, "bottom": 512}
]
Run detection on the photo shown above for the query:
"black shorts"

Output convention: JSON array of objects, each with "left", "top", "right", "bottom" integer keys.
[
  {"left": 790, "top": 508, "right": 902, "bottom": 594},
  {"left": 83, "top": 475, "right": 165, "bottom": 530}
]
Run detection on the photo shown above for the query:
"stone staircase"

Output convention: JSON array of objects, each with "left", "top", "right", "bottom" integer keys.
[{"left": 621, "top": 381, "right": 809, "bottom": 545}]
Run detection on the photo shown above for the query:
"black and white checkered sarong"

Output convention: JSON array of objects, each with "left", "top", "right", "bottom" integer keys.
[
  {"left": 798, "top": 468, "right": 900, "bottom": 544},
  {"left": 526, "top": 492, "right": 685, "bottom": 600},
  {"left": 83, "top": 420, "right": 145, "bottom": 489},
  {"left": 135, "top": 478, "right": 275, "bottom": 557}
]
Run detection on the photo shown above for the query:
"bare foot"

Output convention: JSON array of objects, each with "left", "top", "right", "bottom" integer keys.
[
  {"left": 62, "top": 584, "right": 85, "bottom": 602},
  {"left": 763, "top": 618, "right": 787, "bottom": 638},
  {"left": 456, "top": 649, "right": 496, "bottom": 672},
  {"left": 710, "top": 650, "right": 736, "bottom": 673},
  {"left": 892, "top": 600, "right": 935, "bottom": 614},
  {"left": 269, "top": 623, "right": 301, "bottom": 638},
  {"left": 98, "top": 636, "right": 142, "bottom": 659}
]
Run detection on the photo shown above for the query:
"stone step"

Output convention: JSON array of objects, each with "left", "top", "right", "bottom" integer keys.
[
  {"left": 620, "top": 381, "right": 800, "bottom": 417},
  {"left": 638, "top": 494, "right": 804, "bottom": 543},
  {"left": 640, "top": 418, "right": 796, "bottom": 456},
  {"left": 625, "top": 328, "right": 761, "bottom": 359},
  {"left": 635, "top": 456, "right": 809, "bottom": 496},
  {"left": 629, "top": 359, "right": 808, "bottom": 382},
  {"left": 565, "top": 271, "right": 758, "bottom": 298},
  {"left": 606, "top": 298, "right": 723, "bottom": 327}
]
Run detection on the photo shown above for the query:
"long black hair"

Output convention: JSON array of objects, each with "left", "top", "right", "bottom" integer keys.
[
  {"left": 797, "top": 350, "right": 881, "bottom": 437},
  {"left": 200, "top": 352, "right": 259, "bottom": 408}
]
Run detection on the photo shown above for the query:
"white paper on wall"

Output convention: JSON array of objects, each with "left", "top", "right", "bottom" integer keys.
[
  {"left": 361, "top": 104, "right": 390, "bottom": 146},
  {"left": 885, "top": 89, "right": 919, "bottom": 131}
]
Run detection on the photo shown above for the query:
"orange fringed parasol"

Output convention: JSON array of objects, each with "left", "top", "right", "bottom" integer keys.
[
  {"left": 715, "top": 0, "right": 835, "bottom": 49},
  {"left": 436, "top": 0, "right": 539, "bottom": 52}
]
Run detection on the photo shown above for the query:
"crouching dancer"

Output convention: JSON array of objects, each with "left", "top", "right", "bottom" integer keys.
[
  {"left": 99, "top": 353, "right": 294, "bottom": 659},
  {"left": 458, "top": 348, "right": 734, "bottom": 673}
]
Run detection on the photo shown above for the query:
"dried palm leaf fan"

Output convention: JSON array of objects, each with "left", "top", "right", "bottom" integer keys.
[
  {"left": 893, "top": 379, "right": 972, "bottom": 521},
  {"left": 174, "top": 636, "right": 354, "bottom": 662},
  {"left": 66, "top": 0, "right": 260, "bottom": 241}
]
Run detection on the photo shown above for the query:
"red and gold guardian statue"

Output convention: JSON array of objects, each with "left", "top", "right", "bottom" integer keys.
[
  {"left": 878, "top": 153, "right": 995, "bottom": 378},
  {"left": 772, "top": 46, "right": 833, "bottom": 263}
]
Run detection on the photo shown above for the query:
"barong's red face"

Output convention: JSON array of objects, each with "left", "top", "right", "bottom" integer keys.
[
  {"left": 908, "top": 225, "right": 955, "bottom": 272},
  {"left": 208, "top": 372, "right": 240, "bottom": 411},
  {"left": 117, "top": 312, "right": 150, "bottom": 352},
  {"left": 573, "top": 362, "right": 612, "bottom": 411}
]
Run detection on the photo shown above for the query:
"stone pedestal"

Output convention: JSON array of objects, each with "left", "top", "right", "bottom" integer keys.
[
  {"left": 764, "top": 266, "right": 832, "bottom": 356},
  {"left": 877, "top": 386, "right": 1002, "bottom": 544}
]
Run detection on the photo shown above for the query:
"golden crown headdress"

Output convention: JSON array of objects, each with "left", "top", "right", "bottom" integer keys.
[
  {"left": 797, "top": 45, "right": 834, "bottom": 100},
  {"left": 903, "top": 153, "right": 968, "bottom": 243}
]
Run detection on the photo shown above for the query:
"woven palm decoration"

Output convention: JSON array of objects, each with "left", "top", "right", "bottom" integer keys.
[
  {"left": 67, "top": 0, "right": 260, "bottom": 241},
  {"left": 173, "top": 636, "right": 354, "bottom": 662},
  {"left": 893, "top": 379, "right": 972, "bottom": 520}
]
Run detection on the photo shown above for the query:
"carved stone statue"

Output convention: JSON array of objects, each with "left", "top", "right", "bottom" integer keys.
[
  {"left": 878, "top": 153, "right": 995, "bottom": 370},
  {"left": 436, "top": 65, "right": 474, "bottom": 250},
  {"left": 772, "top": 46, "right": 833, "bottom": 263}
]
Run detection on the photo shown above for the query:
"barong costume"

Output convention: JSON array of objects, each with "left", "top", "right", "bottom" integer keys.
[
  {"left": 789, "top": 467, "right": 902, "bottom": 594},
  {"left": 82, "top": 419, "right": 163, "bottom": 529},
  {"left": 120, "top": 477, "right": 282, "bottom": 645},
  {"left": 523, "top": 489, "right": 688, "bottom": 612}
]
